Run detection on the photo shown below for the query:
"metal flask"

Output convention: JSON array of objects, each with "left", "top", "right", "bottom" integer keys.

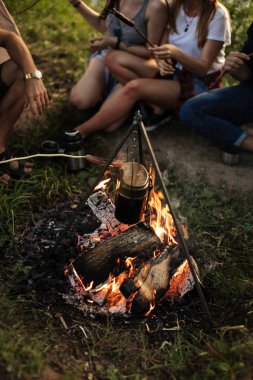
[
  {"left": 64, "top": 130, "right": 86, "bottom": 172},
  {"left": 114, "top": 162, "right": 149, "bottom": 224}
]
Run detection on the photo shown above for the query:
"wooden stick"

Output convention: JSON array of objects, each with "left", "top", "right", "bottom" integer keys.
[{"left": 209, "top": 53, "right": 253, "bottom": 90}]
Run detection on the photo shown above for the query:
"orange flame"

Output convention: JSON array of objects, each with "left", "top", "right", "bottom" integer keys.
[
  {"left": 145, "top": 290, "right": 156, "bottom": 317},
  {"left": 66, "top": 169, "right": 192, "bottom": 317},
  {"left": 125, "top": 256, "right": 137, "bottom": 277},
  {"left": 94, "top": 178, "right": 111, "bottom": 191},
  {"left": 84, "top": 281, "right": 94, "bottom": 291},
  {"left": 148, "top": 190, "right": 177, "bottom": 245}
]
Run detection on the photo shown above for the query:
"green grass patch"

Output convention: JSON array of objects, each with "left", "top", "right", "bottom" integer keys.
[{"left": 0, "top": 1, "right": 253, "bottom": 379}]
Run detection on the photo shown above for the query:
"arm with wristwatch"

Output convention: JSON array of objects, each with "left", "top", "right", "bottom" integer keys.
[{"left": 0, "top": 28, "right": 48, "bottom": 116}]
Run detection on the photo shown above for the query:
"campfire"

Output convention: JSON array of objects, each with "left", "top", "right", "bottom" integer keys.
[{"left": 63, "top": 174, "right": 198, "bottom": 317}]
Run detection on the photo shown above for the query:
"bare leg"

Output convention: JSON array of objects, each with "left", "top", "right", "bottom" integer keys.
[
  {"left": 0, "top": 61, "right": 25, "bottom": 153},
  {"left": 70, "top": 57, "right": 106, "bottom": 110},
  {"left": 104, "top": 50, "right": 158, "bottom": 85},
  {"left": 103, "top": 83, "right": 129, "bottom": 133},
  {"left": 0, "top": 60, "right": 32, "bottom": 174},
  {"left": 76, "top": 78, "right": 180, "bottom": 138}
]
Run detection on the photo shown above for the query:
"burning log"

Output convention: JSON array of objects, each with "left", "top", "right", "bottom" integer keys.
[
  {"left": 120, "top": 246, "right": 199, "bottom": 315},
  {"left": 87, "top": 190, "right": 129, "bottom": 236},
  {"left": 73, "top": 222, "right": 162, "bottom": 283},
  {"left": 120, "top": 246, "right": 178, "bottom": 314}
]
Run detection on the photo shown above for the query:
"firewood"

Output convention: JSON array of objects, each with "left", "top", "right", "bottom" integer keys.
[
  {"left": 73, "top": 222, "right": 162, "bottom": 284},
  {"left": 125, "top": 246, "right": 180, "bottom": 314},
  {"left": 87, "top": 190, "right": 129, "bottom": 236}
]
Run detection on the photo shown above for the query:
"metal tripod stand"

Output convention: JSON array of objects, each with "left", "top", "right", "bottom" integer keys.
[{"left": 51, "top": 111, "right": 212, "bottom": 323}]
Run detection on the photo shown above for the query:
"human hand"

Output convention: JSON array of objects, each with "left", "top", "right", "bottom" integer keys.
[
  {"left": 25, "top": 79, "right": 49, "bottom": 116},
  {"left": 157, "top": 58, "right": 175, "bottom": 76},
  {"left": 224, "top": 51, "right": 250, "bottom": 73},
  {"left": 89, "top": 35, "right": 116, "bottom": 51},
  {"left": 149, "top": 44, "right": 178, "bottom": 60}
]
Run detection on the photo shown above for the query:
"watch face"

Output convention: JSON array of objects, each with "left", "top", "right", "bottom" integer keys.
[{"left": 34, "top": 70, "right": 42, "bottom": 79}]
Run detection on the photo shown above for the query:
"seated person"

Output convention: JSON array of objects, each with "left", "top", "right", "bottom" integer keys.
[
  {"left": 71, "top": 0, "right": 231, "bottom": 139},
  {"left": 0, "top": 27, "right": 48, "bottom": 184},
  {"left": 180, "top": 22, "right": 253, "bottom": 155},
  {"left": 67, "top": 0, "right": 168, "bottom": 116}
]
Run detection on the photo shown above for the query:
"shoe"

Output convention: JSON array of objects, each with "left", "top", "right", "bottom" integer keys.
[
  {"left": 139, "top": 102, "right": 173, "bottom": 132},
  {"left": 0, "top": 150, "right": 33, "bottom": 179},
  {"left": 144, "top": 112, "right": 174, "bottom": 132}
]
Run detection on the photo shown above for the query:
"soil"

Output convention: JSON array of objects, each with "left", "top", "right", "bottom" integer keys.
[
  {"left": 16, "top": 110, "right": 253, "bottom": 193},
  {"left": 94, "top": 117, "right": 253, "bottom": 193}
]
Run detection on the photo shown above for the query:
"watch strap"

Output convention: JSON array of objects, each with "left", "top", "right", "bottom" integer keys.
[{"left": 25, "top": 70, "right": 42, "bottom": 80}]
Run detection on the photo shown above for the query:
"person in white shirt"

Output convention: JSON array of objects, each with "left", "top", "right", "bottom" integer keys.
[
  {"left": 73, "top": 0, "right": 231, "bottom": 138},
  {"left": 67, "top": 0, "right": 168, "bottom": 112}
]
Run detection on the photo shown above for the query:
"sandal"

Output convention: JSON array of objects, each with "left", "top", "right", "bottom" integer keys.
[
  {"left": 0, "top": 150, "right": 33, "bottom": 180},
  {"left": 0, "top": 172, "right": 11, "bottom": 186}
]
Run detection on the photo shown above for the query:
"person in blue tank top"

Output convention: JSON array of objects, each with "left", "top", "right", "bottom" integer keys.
[{"left": 67, "top": 0, "right": 168, "bottom": 113}]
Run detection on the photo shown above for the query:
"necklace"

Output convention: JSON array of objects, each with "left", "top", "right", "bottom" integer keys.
[{"left": 184, "top": 12, "right": 194, "bottom": 32}]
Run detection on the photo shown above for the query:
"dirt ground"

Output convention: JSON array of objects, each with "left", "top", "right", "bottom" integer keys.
[
  {"left": 16, "top": 111, "right": 253, "bottom": 193},
  {"left": 141, "top": 119, "right": 253, "bottom": 193},
  {"left": 91, "top": 116, "right": 253, "bottom": 193}
]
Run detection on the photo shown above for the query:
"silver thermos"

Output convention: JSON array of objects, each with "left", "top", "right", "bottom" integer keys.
[{"left": 64, "top": 130, "right": 86, "bottom": 172}]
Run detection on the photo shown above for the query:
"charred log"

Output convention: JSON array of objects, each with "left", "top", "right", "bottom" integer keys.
[
  {"left": 121, "top": 245, "right": 200, "bottom": 315},
  {"left": 73, "top": 222, "right": 162, "bottom": 284},
  {"left": 124, "top": 246, "right": 179, "bottom": 314}
]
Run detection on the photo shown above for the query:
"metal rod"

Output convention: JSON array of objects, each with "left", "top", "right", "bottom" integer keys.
[
  {"left": 137, "top": 111, "right": 212, "bottom": 323},
  {"left": 133, "top": 114, "right": 144, "bottom": 165},
  {"left": 51, "top": 122, "right": 137, "bottom": 255}
]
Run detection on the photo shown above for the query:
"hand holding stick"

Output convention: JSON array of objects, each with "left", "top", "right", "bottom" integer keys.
[
  {"left": 106, "top": 8, "right": 174, "bottom": 77},
  {"left": 209, "top": 52, "right": 253, "bottom": 90}
]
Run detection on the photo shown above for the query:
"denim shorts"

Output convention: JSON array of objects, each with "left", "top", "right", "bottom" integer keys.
[
  {"left": 89, "top": 49, "right": 117, "bottom": 96},
  {"left": 173, "top": 71, "right": 209, "bottom": 97}
]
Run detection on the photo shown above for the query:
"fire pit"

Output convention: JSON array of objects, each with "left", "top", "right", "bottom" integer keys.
[
  {"left": 54, "top": 111, "right": 211, "bottom": 321},
  {"left": 63, "top": 182, "right": 198, "bottom": 317}
]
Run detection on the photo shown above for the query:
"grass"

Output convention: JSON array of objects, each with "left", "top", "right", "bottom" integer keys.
[{"left": 0, "top": 1, "right": 253, "bottom": 379}]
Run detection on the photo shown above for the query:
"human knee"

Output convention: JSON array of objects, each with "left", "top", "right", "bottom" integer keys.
[
  {"left": 13, "top": 72, "right": 25, "bottom": 102},
  {"left": 70, "top": 87, "right": 91, "bottom": 110},
  {"left": 124, "top": 79, "right": 142, "bottom": 100},
  {"left": 7, "top": 61, "right": 22, "bottom": 84},
  {"left": 179, "top": 100, "right": 194, "bottom": 124},
  {"left": 180, "top": 97, "right": 203, "bottom": 129}
]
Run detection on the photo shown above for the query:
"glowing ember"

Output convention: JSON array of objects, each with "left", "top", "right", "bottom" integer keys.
[{"left": 64, "top": 172, "right": 198, "bottom": 317}]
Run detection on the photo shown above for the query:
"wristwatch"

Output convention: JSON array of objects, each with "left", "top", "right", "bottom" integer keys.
[{"left": 25, "top": 70, "right": 43, "bottom": 80}]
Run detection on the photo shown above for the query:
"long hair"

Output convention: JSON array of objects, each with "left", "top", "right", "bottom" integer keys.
[
  {"left": 169, "top": 0, "right": 220, "bottom": 47},
  {"left": 100, "top": 0, "right": 117, "bottom": 19}
]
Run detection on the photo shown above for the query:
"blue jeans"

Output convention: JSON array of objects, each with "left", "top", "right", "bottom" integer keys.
[{"left": 180, "top": 83, "right": 253, "bottom": 151}]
